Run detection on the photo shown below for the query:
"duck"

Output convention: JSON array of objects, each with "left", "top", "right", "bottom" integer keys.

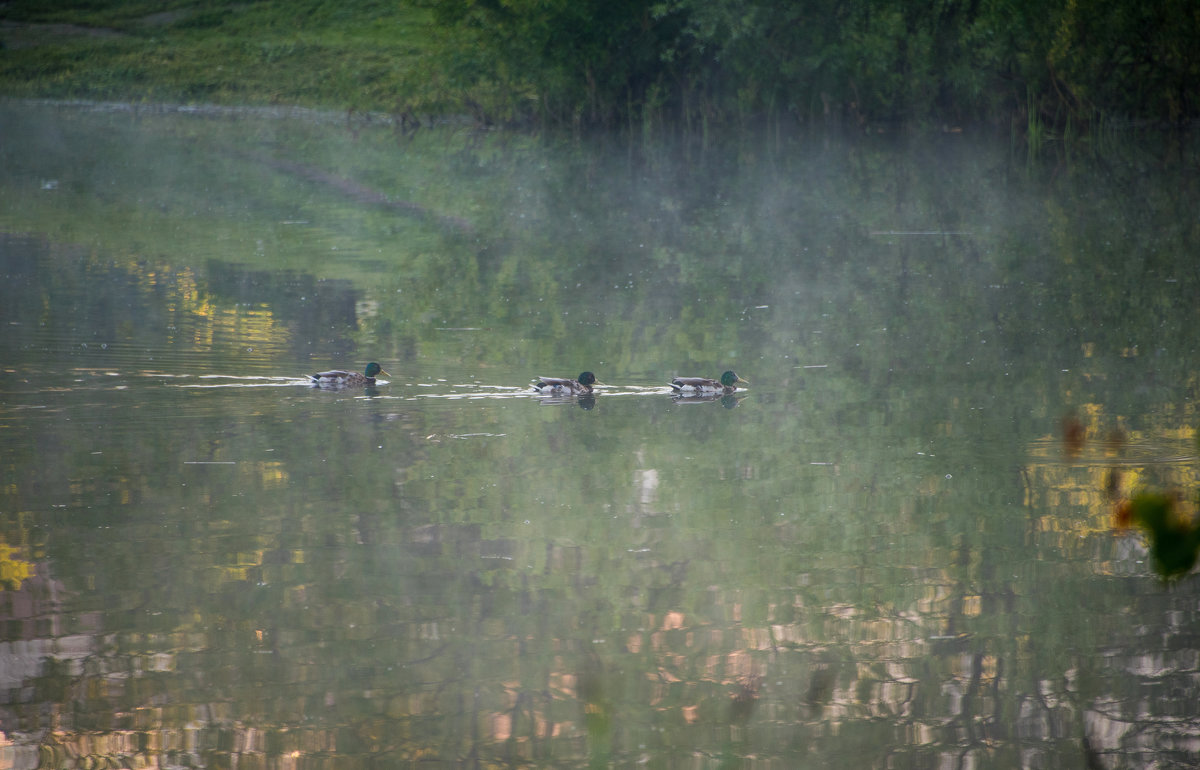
[
  {"left": 531, "top": 371, "right": 602, "bottom": 396},
  {"left": 668, "top": 370, "right": 749, "bottom": 394},
  {"left": 309, "top": 362, "right": 389, "bottom": 387}
]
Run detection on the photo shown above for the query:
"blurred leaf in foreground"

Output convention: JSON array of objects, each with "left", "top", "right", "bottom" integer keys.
[{"left": 1118, "top": 491, "right": 1200, "bottom": 580}]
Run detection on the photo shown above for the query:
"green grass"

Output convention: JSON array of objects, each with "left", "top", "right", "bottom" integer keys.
[{"left": 0, "top": 0, "right": 444, "bottom": 113}]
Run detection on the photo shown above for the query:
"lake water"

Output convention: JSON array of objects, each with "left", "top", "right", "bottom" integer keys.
[{"left": 2, "top": 101, "right": 1199, "bottom": 768}]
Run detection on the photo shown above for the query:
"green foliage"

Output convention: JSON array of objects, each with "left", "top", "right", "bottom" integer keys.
[
  {"left": 1123, "top": 492, "right": 1200, "bottom": 580},
  {"left": 1, "top": 0, "right": 1196, "bottom": 132},
  {"left": 416, "top": 0, "right": 689, "bottom": 126},
  {"left": 1047, "top": 0, "right": 1200, "bottom": 121},
  {"left": 420, "top": 0, "right": 1200, "bottom": 131}
]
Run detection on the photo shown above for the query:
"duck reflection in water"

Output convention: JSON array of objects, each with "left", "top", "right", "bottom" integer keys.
[
  {"left": 671, "top": 392, "right": 746, "bottom": 408},
  {"left": 533, "top": 392, "right": 597, "bottom": 409}
]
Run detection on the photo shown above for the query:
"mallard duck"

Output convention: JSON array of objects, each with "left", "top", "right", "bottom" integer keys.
[
  {"left": 669, "top": 370, "right": 749, "bottom": 394},
  {"left": 531, "top": 371, "right": 602, "bottom": 395},
  {"left": 309, "top": 362, "right": 389, "bottom": 387}
]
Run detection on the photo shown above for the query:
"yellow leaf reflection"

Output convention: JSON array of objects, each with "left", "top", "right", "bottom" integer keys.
[{"left": 0, "top": 542, "right": 35, "bottom": 591}]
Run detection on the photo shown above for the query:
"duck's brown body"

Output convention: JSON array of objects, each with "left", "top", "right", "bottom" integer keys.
[
  {"left": 531, "top": 371, "right": 601, "bottom": 395},
  {"left": 309, "top": 362, "right": 389, "bottom": 387},
  {"left": 668, "top": 371, "right": 748, "bottom": 394}
]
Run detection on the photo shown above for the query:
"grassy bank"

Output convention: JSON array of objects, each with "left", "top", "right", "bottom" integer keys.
[
  {"left": 3, "top": 0, "right": 1198, "bottom": 135},
  {"left": 0, "top": 0, "right": 440, "bottom": 114}
]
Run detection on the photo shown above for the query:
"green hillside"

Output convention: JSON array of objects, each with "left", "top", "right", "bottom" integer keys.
[{"left": 2, "top": 0, "right": 1197, "bottom": 132}]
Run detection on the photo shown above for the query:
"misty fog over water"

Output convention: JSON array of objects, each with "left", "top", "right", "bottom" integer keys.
[{"left": 2, "top": 101, "right": 1199, "bottom": 768}]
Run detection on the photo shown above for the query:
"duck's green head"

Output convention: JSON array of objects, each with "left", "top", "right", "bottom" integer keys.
[
  {"left": 720, "top": 370, "right": 748, "bottom": 388},
  {"left": 365, "top": 362, "right": 388, "bottom": 378},
  {"left": 577, "top": 371, "right": 598, "bottom": 386}
]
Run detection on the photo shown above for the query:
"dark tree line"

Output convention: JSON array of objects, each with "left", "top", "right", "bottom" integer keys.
[{"left": 420, "top": 0, "right": 1200, "bottom": 131}]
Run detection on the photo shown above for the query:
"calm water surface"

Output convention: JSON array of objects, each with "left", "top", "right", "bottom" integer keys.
[{"left": 1, "top": 102, "right": 1199, "bottom": 768}]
